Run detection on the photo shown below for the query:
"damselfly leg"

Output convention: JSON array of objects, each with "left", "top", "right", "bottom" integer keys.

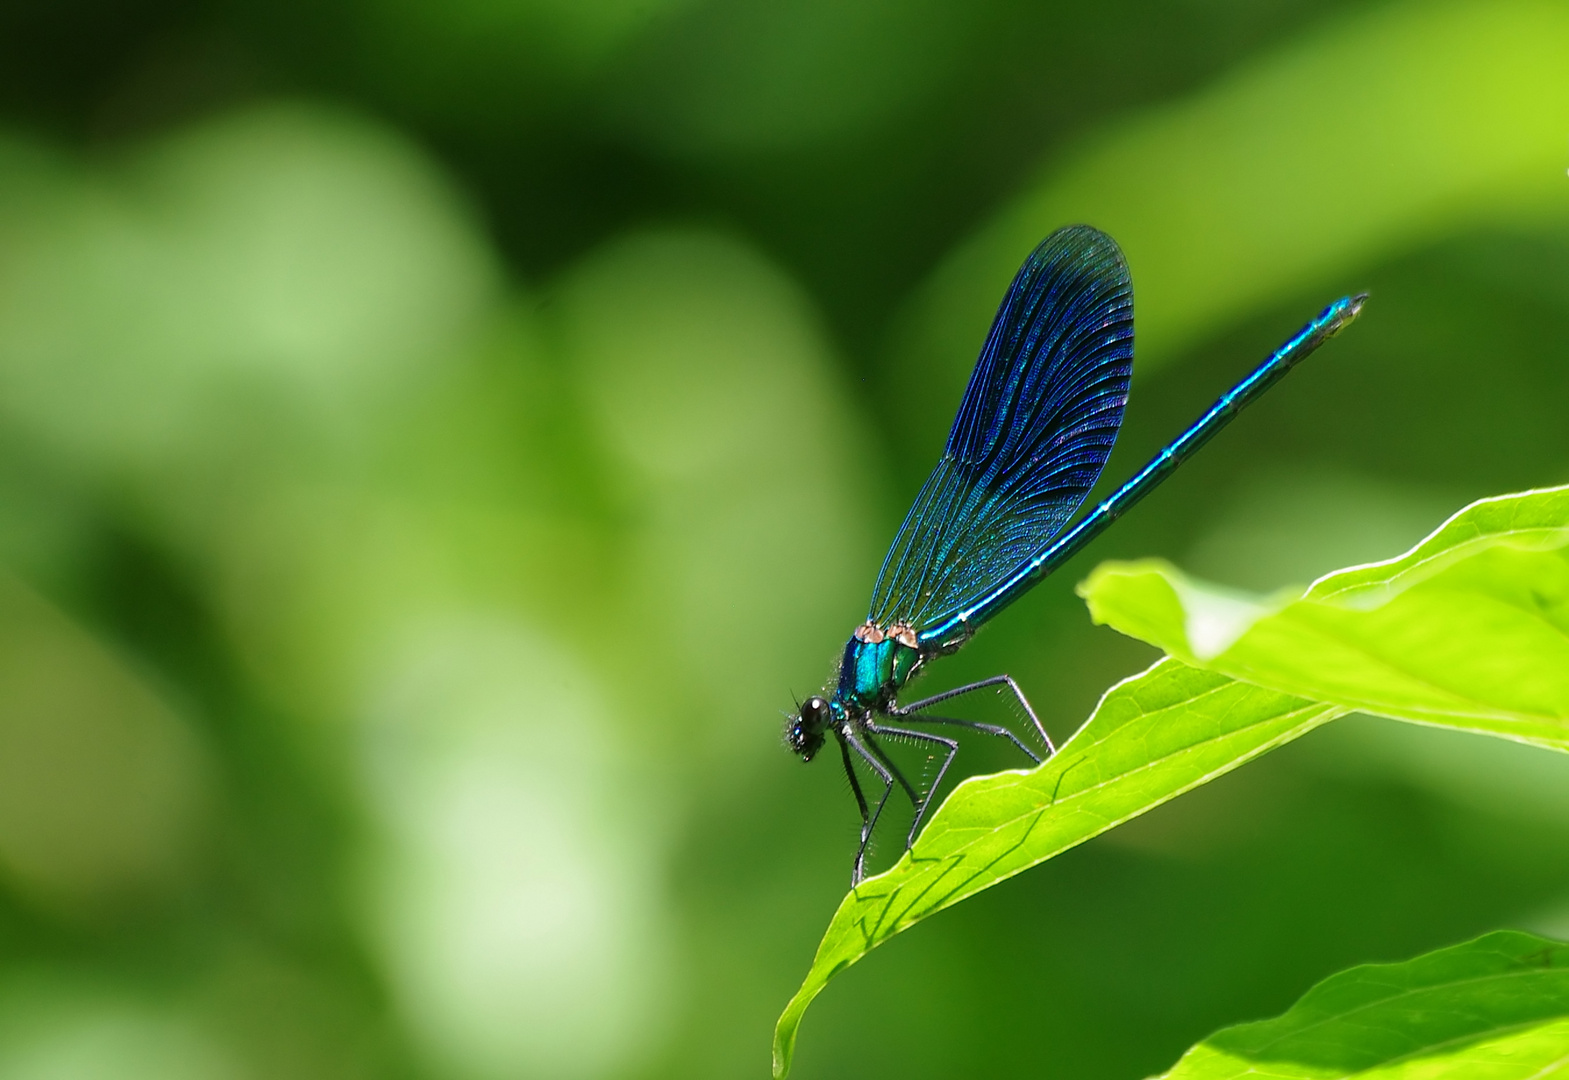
[
  {"left": 841, "top": 732, "right": 894, "bottom": 885},
  {"left": 836, "top": 736, "right": 870, "bottom": 851},
  {"left": 893, "top": 674, "right": 1055, "bottom": 755},
  {"left": 895, "top": 712, "right": 1040, "bottom": 764},
  {"left": 865, "top": 720, "right": 959, "bottom": 847},
  {"left": 839, "top": 725, "right": 962, "bottom": 885},
  {"left": 835, "top": 679, "right": 1053, "bottom": 882}
]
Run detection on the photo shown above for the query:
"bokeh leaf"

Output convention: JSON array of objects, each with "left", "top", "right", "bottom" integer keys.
[
  {"left": 1157, "top": 929, "right": 1569, "bottom": 1080},
  {"left": 0, "top": 104, "right": 499, "bottom": 486},
  {"left": 773, "top": 659, "right": 1346, "bottom": 1077},
  {"left": 1080, "top": 485, "right": 1569, "bottom": 748},
  {"left": 0, "top": 570, "right": 210, "bottom": 909},
  {"left": 903, "top": 0, "right": 1569, "bottom": 406}
]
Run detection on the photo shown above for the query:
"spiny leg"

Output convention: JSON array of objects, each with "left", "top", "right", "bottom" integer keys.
[
  {"left": 897, "top": 712, "right": 1040, "bottom": 764},
  {"left": 892, "top": 674, "right": 1055, "bottom": 755},
  {"left": 860, "top": 730, "right": 922, "bottom": 810},
  {"left": 843, "top": 732, "right": 894, "bottom": 886},
  {"left": 836, "top": 733, "right": 871, "bottom": 854},
  {"left": 864, "top": 720, "right": 959, "bottom": 849}
]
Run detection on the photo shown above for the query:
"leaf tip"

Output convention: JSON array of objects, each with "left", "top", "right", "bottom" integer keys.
[{"left": 771, "top": 1016, "right": 796, "bottom": 1078}]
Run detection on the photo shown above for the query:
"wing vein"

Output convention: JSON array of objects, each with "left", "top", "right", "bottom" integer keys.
[{"left": 869, "top": 225, "right": 1134, "bottom": 636}]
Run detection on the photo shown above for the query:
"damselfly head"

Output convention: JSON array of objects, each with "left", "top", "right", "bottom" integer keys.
[{"left": 787, "top": 696, "right": 832, "bottom": 762}]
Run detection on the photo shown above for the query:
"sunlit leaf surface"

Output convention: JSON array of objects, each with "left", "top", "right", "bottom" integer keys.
[
  {"left": 773, "top": 659, "right": 1345, "bottom": 1076},
  {"left": 1080, "top": 485, "right": 1569, "bottom": 747},
  {"left": 1158, "top": 930, "right": 1569, "bottom": 1080}
]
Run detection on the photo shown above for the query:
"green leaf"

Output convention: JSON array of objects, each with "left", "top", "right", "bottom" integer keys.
[
  {"left": 1079, "top": 485, "right": 1569, "bottom": 749},
  {"left": 773, "top": 659, "right": 1345, "bottom": 1077},
  {"left": 1158, "top": 930, "right": 1569, "bottom": 1079},
  {"left": 777, "top": 486, "right": 1569, "bottom": 1074}
]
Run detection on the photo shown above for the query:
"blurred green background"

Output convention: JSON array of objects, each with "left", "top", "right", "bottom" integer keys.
[{"left": 0, "top": 0, "right": 1564, "bottom": 1077}]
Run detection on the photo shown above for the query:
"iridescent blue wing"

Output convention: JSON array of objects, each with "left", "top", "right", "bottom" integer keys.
[{"left": 868, "top": 225, "right": 1133, "bottom": 638}]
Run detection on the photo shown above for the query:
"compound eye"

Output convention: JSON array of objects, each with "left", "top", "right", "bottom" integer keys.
[{"left": 803, "top": 696, "right": 830, "bottom": 723}]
